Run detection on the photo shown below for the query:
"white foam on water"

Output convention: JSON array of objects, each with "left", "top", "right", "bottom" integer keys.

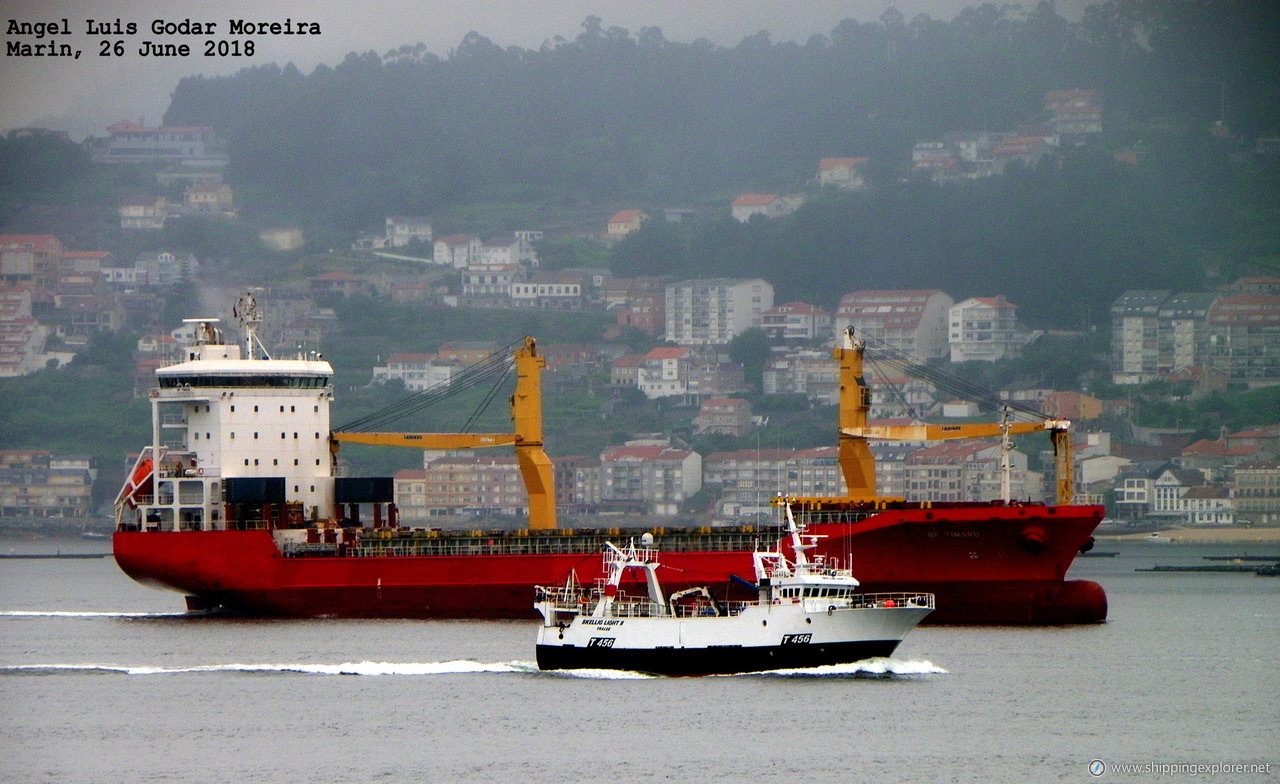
[
  {"left": 1, "top": 610, "right": 185, "bottom": 618},
  {"left": 2, "top": 660, "right": 532, "bottom": 677},
  {"left": 1, "top": 657, "right": 943, "bottom": 679},
  {"left": 747, "top": 658, "right": 948, "bottom": 677},
  {"left": 534, "top": 666, "right": 656, "bottom": 680}
]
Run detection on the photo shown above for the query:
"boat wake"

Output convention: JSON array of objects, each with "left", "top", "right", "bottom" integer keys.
[
  {"left": 0, "top": 610, "right": 192, "bottom": 619},
  {"left": 748, "top": 658, "right": 948, "bottom": 678},
  {"left": 1, "top": 657, "right": 944, "bottom": 679},
  {"left": 0, "top": 660, "right": 526, "bottom": 677}
]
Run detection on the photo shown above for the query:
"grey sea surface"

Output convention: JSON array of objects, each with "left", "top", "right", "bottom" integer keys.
[{"left": 1, "top": 537, "right": 1276, "bottom": 783}]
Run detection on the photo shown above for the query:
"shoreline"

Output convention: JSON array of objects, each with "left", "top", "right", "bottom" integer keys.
[{"left": 1098, "top": 526, "right": 1280, "bottom": 545}]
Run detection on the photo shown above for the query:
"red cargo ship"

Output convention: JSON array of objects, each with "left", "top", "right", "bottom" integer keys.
[{"left": 113, "top": 299, "right": 1106, "bottom": 624}]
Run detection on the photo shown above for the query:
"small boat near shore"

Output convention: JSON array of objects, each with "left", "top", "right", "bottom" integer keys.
[
  {"left": 534, "top": 508, "right": 934, "bottom": 676},
  {"left": 1201, "top": 554, "right": 1280, "bottom": 562},
  {"left": 1135, "top": 562, "right": 1280, "bottom": 574}
]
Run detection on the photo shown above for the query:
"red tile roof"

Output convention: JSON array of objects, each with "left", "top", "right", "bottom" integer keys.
[
  {"left": 732, "top": 194, "right": 777, "bottom": 206},
  {"left": 602, "top": 445, "right": 692, "bottom": 462},
  {"left": 611, "top": 354, "right": 646, "bottom": 368},
  {"left": 0, "top": 234, "right": 61, "bottom": 252},
  {"left": 819, "top": 157, "right": 868, "bottom": 169}
]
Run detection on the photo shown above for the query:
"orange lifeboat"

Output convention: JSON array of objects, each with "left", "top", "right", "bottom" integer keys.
[{"left": 119, "top": 458, "right": 154, "bottom": 509}]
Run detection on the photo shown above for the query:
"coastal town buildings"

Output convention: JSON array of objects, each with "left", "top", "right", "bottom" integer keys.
[
  {"left": 816, "top": 158, "right": 868, "bottom": 189},
  {"left": 372, "top": 353, "right": 457, "bottom": 391},
  {"left": 0, "top": 234, "right": 63, "bottom": 290},
  {"left": 385, "top": 217, "right": 433, "bottom": 247},
  {"left": 664, "top": 278, "right": 774, "bottom": 346},
  {"left": 0, "top": 450, "right": 96, "bottom": 518},
  {"left": 607, "top": 210, "right": 648, "bottom": 237},
  {"left": 597, "top": 442, "right": 702, "bottom": 517},
  {"left": 948, "top": 296, "right": 1036, "bottom": 362},
  {"left": 1112, "top": 285, "right": 1280, "bottom": 386},
  {"left": 833, "top": 289, "right": 954, "bottom": 360},
  {"left": 761, "top": 302, "right": 831, "bottom": 343},
  {"left": 94, "top": 121, "right": 229, "bottom": 167}
]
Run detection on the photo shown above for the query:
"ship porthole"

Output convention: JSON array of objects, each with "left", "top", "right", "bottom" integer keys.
[
  {"left": 805, "top": 617, "right": 812, "bottom": 624},
  {"left": 761, "top": 620, "right": 767, "bottom": 627}
]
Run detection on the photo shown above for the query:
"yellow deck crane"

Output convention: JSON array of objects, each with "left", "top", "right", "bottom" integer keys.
[
  {"left": 330, "top": 337, "right": 557, "bottom": 529},
  {"left": 833, "top": 328, "right": 1075, "bottom": 505}
]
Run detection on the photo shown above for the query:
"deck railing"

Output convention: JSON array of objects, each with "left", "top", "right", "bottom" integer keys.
[
  {"left": 840, "top": 592, "right": 935, "bottom": 610},
  {"left": 282, "top": 530, "right": 766, "bottom": 559}
]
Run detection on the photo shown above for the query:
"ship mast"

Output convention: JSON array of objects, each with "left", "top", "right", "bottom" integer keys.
[
  {"left": 999, "top": 406, "right": 1013, "bottom": 503},
  {"left": 234, "top": 291, "right": 269, "bottom": 360}
]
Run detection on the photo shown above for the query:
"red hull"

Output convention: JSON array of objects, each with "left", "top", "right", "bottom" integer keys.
[{"left": 113, "top": 504, "right": 1107, "bottom": 624}]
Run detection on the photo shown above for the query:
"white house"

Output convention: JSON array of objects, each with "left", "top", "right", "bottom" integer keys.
[
  {"left": 949, "top": 295, "right": 1037, "bottom": 362},
  {"left": 385, "top": 217, "right": 432, "bottom": 247},
  {"left": 761, "top": 302, "right": 831, "bottom": 342},
  {"left": 817, "top": 157, "right": 868, "bottom": 189},
  {"left": 607, "top": 210, "right": 647, "bottom": 237},
  {"left": 637, "top": 346, "right": 692, "bottom": 399},
  {"left": 730, "top": 194, "right": 803, "bottom": 222},
  {"left": 1150, "top": 467, "right": 1235, "bottom": 525},
  {"left": 372, "top": 353, "right": 456, "bottom": 391},
  {"left": 433, "top": 234, "right": 482, "bottom": 268},
  {"left": 480, "top": 237, "right": 519, "bottom": 266}
]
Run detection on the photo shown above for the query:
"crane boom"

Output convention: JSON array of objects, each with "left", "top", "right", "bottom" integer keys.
[
  {"left": 329, "top": 337, "right": 558, "bottom": 529},
  {"left": 841, "top": 419, "right": 1071, "bottom": 441},
  {"left": 833, "top": 327, "right": 1076, "bottom": 505},
  {"left": 332, "top": 433, "right": 519, "bottom": 449}
]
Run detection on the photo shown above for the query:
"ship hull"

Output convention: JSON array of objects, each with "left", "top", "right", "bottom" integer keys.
[
  {"left": 113, "top": 504, "right": 1107, "bottom": 624},
  {"left": 535, "top": 639, "right": 904, "bottom": 676},
  {"left": 536, "top": 595, "right": 931, "bottom": 675}
]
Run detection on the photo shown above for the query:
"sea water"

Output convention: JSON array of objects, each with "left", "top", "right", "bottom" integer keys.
[{"left": 1, "top": 538, "right": 1276, "bottom": 783}]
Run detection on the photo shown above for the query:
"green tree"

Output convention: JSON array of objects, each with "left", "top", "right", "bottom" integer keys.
[{"left": 728, "top": 328, "right": 771, "bottom": 392}]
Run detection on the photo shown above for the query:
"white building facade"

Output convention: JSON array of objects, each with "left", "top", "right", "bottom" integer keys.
[
  {"left": 833, "top": 289, "right": 954, "bottom": 360},
  {"left": 948, "top": 296, "right": 1036, "bottom": 362},
  {"left": 664, "top": 278, "right": 774, "bottom": 346}
]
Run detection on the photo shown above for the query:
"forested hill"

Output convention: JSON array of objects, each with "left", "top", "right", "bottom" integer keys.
[{"left": 159, "top": 1, "right": 1280, "bottom": 324}]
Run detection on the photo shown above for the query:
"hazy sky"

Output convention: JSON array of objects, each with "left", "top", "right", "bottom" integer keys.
[{"left": 0, "top": 0, "right": 1092, "bottom": 136}]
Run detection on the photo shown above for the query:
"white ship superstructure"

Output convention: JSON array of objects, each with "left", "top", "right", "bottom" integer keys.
[{"left": 117, "top": 295, "right": 335, "bottom": 531}]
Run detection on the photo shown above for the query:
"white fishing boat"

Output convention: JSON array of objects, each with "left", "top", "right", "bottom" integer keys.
[{"left": 534, "top": 507, "right": 934, "bottom": 676}]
